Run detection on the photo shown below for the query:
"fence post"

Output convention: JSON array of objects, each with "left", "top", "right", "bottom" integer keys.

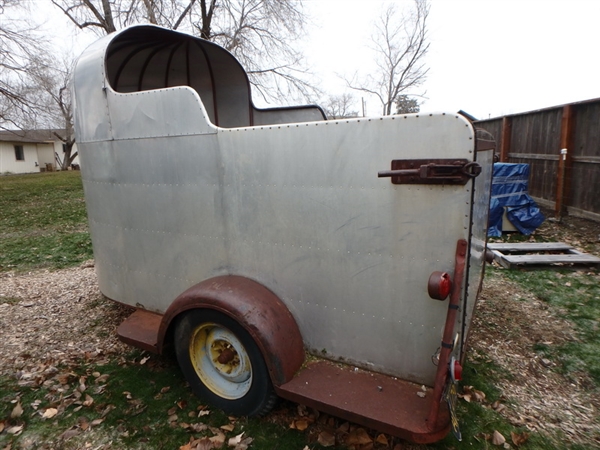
[
  {"left": 500, "top": 116, "right": 512, "bottom": 162},
  {"left": 555, "top": 105, "right": 575, "bottom": 218}
]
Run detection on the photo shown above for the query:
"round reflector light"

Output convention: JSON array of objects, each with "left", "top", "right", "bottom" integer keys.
[{"left": 427, "top": 271, "right": 452, "bottom": 300}]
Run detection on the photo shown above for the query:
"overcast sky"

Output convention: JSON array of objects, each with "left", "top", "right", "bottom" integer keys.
[
  {"left": 32, "top": 0, "right": 600, "bottom": 121},
  {"left": 304, "top": 0, "right": 600, "bottom": 119}
]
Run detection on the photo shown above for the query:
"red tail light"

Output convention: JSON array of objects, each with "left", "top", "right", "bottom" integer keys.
[
  {"left": 450, "top": 357, "right": 463, "bottom": 381},
  {"left": 427, "top": 271, "right": 452, "bottom": 300}
]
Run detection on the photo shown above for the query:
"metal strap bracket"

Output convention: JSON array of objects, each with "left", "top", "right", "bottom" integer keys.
[{"left": 378, "top": 159, "right": 481, "bottom": 185}]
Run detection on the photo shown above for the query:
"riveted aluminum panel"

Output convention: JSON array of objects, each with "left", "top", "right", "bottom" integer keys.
[
  {"left": 460, "top": 147, "right": 494, "bottom": 355},
  {"left": 106, "top": 87, "right": 216, "bottom": 140},
  {"left": 72, "top": 35, "right": 113, "bottom": 143},
  {"left": 216, "top": 114, "right": 475, "bottom": 385},
  {"left": 80, "top": 113, "right": 477, "bottom": 386}
]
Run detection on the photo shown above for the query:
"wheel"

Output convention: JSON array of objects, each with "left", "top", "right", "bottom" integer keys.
[{"left": 174, "top": 309, "right": 277, "bottom": 417}]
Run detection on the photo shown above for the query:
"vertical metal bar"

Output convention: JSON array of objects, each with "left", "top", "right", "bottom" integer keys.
[
  {"left": 556, "top": 104, "right": 575, "bottom": 218},
  {"left": 427, "top": 239, "right": 467, "bottom": 430},
  {"left": 500, "top": 116, "right": 512, "bottom": 162}
]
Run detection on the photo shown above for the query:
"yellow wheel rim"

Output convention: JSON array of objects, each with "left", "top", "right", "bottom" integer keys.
[{"left": 189, "top": 322, "right": 252, "bottom": 399}]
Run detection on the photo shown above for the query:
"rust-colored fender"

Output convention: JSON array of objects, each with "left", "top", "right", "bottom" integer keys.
[{"left": 157, "top": 275, "right": 305, "bottom": 387}]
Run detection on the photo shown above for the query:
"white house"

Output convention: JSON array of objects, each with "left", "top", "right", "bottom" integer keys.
[{"left": 0, "top": 129, "right": 79, "bottom": 174}]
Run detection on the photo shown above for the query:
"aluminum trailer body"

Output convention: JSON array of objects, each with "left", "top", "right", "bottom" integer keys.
[{"left": 73, "top": 25, "right": 493, "bottom": 443}]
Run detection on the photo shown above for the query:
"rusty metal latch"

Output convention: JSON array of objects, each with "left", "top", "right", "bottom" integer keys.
[{"left": 378, "top": 159, "right": 481, "bottom": 185}]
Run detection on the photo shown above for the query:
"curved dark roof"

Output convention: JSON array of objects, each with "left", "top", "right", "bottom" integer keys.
[{"left": 106, "top": 26, "right": 252, "bottom": 128}]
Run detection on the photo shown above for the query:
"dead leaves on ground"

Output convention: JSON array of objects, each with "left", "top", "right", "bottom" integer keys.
[
  {"left": 478, "top": 429, "right": 530, "bottom": 447},
  {"left": 288, "top": 404, "right": 403, "bottom": 449}
]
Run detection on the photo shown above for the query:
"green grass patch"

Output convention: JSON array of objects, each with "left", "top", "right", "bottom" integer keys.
[
  {"left": 430, "top": 352, "right": 588, "bottom": 450},
  {"left": 0, "top": 172, "right": 93, "bottom": 271},
  {"left": 503, "top": 269, "right": 600, "bottom": 385},
  {"left": 0, "top": 352, "right": 316, "bottom": 450}
]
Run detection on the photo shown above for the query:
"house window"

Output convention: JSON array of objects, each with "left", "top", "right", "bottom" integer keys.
[
  {"left": 14, "top": 145, "right": 24, "bottom": 161},
  {"left": 62, "top": 143, "right": 67, "bottom": 153}
]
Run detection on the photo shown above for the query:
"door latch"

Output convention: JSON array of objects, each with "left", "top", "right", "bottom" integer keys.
[{"left": 378, "top": 159, "right": 481, "bottom": 185}]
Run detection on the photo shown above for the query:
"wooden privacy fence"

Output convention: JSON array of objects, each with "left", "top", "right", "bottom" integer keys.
[{"left": 475, "top": 98, "right": 600, "bottom": 221}]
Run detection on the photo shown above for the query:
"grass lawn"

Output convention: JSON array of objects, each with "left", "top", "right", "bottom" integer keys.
[
  {"left": 0, "top": 172, "right": 598, "bottom": 449},
  {"left": 0, "top": 171, "right": 93, "bottom": 271}
]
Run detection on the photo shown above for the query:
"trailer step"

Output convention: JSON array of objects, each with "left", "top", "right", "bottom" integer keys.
[
  {"left": 117, "top": 309, "right": 162, "bottom": 353},
  {"left": 276, "top": 360, "right": 450, "bottom": 444},
  {"left": 487, "top": 242, "right": 600, "bottom": 269}
]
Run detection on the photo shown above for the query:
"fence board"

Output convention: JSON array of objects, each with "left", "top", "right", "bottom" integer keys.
[{"left": 476, "top": 98, "right": 600, "bottom": 219}]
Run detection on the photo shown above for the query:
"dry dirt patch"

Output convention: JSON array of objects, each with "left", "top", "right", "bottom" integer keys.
[
  {"left": 1, "top": 257, "right": 600, "bottom": 447},
  {"left": 0, "top": 262, "right": 132, "bottom": 379},
  {"left": 471, "top": 271, "right": 600, "bottom": 446}
]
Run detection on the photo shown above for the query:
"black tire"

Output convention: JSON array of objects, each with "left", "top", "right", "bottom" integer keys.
[{"left": 174, "top": 309, "right": 277, "bottom": 417}]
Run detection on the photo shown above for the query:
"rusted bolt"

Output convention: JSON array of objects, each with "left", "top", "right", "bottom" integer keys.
[{"left": 217, "top": 348, "right": 236, "bottom": 364}]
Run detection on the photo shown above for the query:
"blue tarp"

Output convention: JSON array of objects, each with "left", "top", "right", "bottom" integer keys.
[{"left": 488, "top": 163, "right": 545, "bottom": 237}]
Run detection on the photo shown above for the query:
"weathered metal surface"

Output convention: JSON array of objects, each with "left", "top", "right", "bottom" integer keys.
[
  {"left": 276, "top": 360, "right": 450, "bottom": 443},
  {"left": 427, "top": 239, "right": 467, "bottom": 428},
  {"left": 459, "top": 147, "right": 494, "bottom": 361},
  {"left": 116, "top": 309, "right": 162, "bottom": 353},
  {"left": 157, "top": 275, "right": 305, "bottom": 386},
  {"left": 378, "top": 159, "right": 481, "bottom": 185},
  {"left": 73, "top": 25, "right": 489, "bottom": 389}
]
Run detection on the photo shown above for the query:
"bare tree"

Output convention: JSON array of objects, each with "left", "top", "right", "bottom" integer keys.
[
  {"left": 0, "top": 0, "right": 47, "bottom": 129},
  {"left": 347, "top": 0, "right": 429, "bottom": 116},
  {"left": 30, "top": 59, "right": 78, "bottom": 170},
  {"left": 196, "top": 0, "right": 319, "bottom": 103},
  {"left": 50, "top": 0, "right": 196, "bottom": 34},
  {"left": 52, "top": 0, "right": 320, "bottom": 104},
  {"left": 322, "top": 93, "right": 359, "bottom": 119}
]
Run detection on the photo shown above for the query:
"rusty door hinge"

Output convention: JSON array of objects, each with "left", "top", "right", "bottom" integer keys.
[{"left": 378, "top": 159, "right": 481, "bottom": 185}]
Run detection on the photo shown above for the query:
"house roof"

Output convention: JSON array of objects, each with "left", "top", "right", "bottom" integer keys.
[{"left": 0, "top": 129, "right": 67, "bottom": 144}]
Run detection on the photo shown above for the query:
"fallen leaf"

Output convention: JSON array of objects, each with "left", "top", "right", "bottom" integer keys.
[
  {"left": 58, "top": 427, "right": 81, "bottom": 441},
  {"left": 317, "top": 431, "right": 336, "bottom": 447},
  {"left": 42, "top": 408, "right": 58, "bottom": 419},
  {"left": 376, "top": 434, "right": 389, "bottom": 446},
  {"left": 178, "top": 400, "right": 188, "bottom": 409},
  {"left": 416, "top": 391, "right": 426, "bottom": 398},
  {"left": 0, "top": 421, "right": 4, "bottom": 433},
  {"left": 192, "top": 437, "right": 216, "bottom": 450},
  {"left": 234, "top": 437, "right": 253, "bottom": 450},
  {"left": 492, "top": 430, "right": 506, "bottom": 445},
  {"left": 179, "top": 444, "right": 192, "bottom": 450},
  {"left": 221, "top": 423, "right": 235, "bottom": 432},
  {"left": 511, "top": 431, "right": 530, "bottom": 446},
  {"left": 168, "top": 414, "right": 178, "bottom": 422},
  {"left": 209, "top": 431, "right": 226, "bottom": 447},
  {"left": 6, "top": 424, "right": 24, "bottom": 435},
  {"left": 161, "top": 386, "right": 171, "bottom": 394},
  {"left": 337, "top": 422, "right": 350, "bottom": 433},
  {"left": 168, "top": 406, "right": 178, "bottom": 415},
  {"left": 83, "top": 394, "right": 94, "bottom": 407},
  {"left": 346, "top": 428, "right": 372, "bottom": 446},
  {"left": 140, "top": 356, "right": 150, "bottom": 365},
  {"left": 90, "top": 418, "right": 105, "bottom": 427},
  {"left": 294, "top": 419, "right": 309, "bottom": 431},
  {"left": 58, "top": 427, "right": 80, "bottom": 440},
  {"left": 78, "top": 416, "right": 90, "bottom": 430},
  {"left": 10, "top": 402, "right": 23, "bottom": 418},
  {"left": 198, "top": 410, "right": 211, "bottom": 417},
  {"left": 190, "top": 423, "right": 209, "bottom": 432},
  {"left": 228, "top": 432, "right": 244, "bottom": 447},
  {"left": 95, "top": 374, "right": 109, "bottom": 384}
]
